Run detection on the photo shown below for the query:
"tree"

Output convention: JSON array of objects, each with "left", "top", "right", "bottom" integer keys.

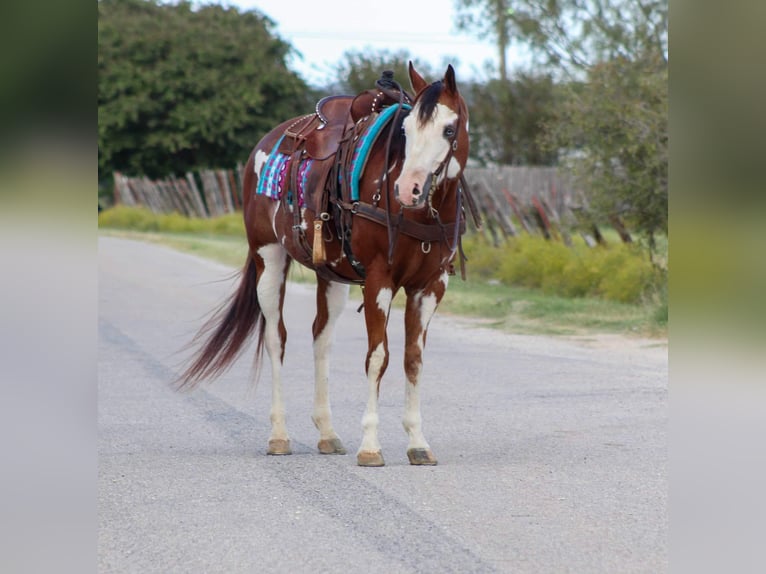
[
  {"left": 455, "top": 0, "right": 668, "bottom": 244},
  {"left": 98, "top": 0, "right": 311, "bottom": 179},
  {"left": 454, "top": 0, "right": 512, "bottom": 80},
  {"left": 544, "top": 54, "right": 668, "bottom": 243},
  {"left": 331, "top": 49, "right": 438, "bottom": 95},
  {"left": 505, "top": 0, "right": 668, "bottom": 73},
  {"left": 467, "top": 72, "right": 558, "bottom": 165},
  {"left": 454, "top": 0, "right": 668, "bottom": 78}
]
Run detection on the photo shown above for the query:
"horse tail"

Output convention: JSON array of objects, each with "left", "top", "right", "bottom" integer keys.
[{"left": 176, "top": 254, "right": 265, "bottom": 390}]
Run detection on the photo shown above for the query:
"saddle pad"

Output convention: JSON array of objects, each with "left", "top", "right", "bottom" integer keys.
[
  {"left": 256, "top": 135, "right": 314, "bottom": 208},
  {"left": 347, "top": 103, "right": 411, "bottom": 201}
]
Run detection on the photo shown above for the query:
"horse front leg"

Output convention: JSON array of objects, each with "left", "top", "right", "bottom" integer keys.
[
  {"left": 311, "top": 277, "right": 349, "bottom": 455},
  {"left": 402, "top": 273, "right": 448, "bottom": 465},
  {"left": 255, "top": 244, "right": 293, "bottom": 455},
  {"left": 357, "top": 280, "right": 394, "bottom": 467}
]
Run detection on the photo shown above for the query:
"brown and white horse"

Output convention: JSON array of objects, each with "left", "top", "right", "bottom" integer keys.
[{"left": 178, "top": 63, "right": 472, "bottom": 466}]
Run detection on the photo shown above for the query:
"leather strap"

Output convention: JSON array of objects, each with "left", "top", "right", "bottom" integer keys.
[{"left": 337, "top": 200, "right": 465, "bottom": 243}]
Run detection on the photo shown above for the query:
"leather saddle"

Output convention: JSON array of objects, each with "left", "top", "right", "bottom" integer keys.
[
  {"left": 278, "top": 83, "right": 411, "bottom": 161},
  {"left": 278, "top": 95, "right": 354, "bottom": 160}
]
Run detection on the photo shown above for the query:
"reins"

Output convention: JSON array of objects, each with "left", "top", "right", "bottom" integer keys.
[{"left": 374, "top": 73, "right": 411, "bottom": 266}]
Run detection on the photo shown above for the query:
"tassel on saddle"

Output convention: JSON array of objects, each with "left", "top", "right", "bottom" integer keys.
[{"left": 312, "top": 215, "right": 327, "bottom": 265}]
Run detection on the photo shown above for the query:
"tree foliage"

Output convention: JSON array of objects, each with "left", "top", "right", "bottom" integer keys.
[
  {"left": 454, "top": 0, "right": 668, "bottom": 242},
  {"left": 98, "top": 0, "right": 311, "bottom": 179},
  {"left": 453, "top": 0, "right": 513, "bottom": 80},
  {"left": 544, "top": 55, "right": 668, "bottom": 241},
  {"left": 454, "top": 0, "right": 668, "bottom": 77},
  {"left": 331, "top": 49, "right": 439, "bottom": 95},
  {"left": 505, "top": 0, "right": 668, "bottom": 72},
  {"left": 467, "top": 73, "right": 558, "bottom": 165}
]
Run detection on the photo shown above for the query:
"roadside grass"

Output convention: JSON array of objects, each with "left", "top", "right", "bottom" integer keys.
[
  {"left": 439, "top": 279, "right": 658, "bottom": 336},
  {"left": 100, "top": 226, "right": 665, "bottom": 338}
]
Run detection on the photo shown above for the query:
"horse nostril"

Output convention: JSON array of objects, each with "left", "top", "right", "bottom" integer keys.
[{"left": 412, "top": 186, "right": 421, "bottom": 197}]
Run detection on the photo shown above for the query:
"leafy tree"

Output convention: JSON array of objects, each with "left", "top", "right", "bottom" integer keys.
[
  {"left": 544, "top": 54, "right": 667, "bottom": 244},
  {"left": 455, "top": 0, "right": 668, "bottom": 244},
  {"left": 98, "top": 0, "right": 311, "bottom": 179},
  {"left": 467, "top": 73, "right": 558, "bottom": 165},
  {"left": 454, "top": 0, "right": 513, "bottom": 80},
  {"left": 331, "top": 49, "right": 439, "bottom": 95},
  {"left": 505, "top": 0, "right": 668, "bottom": 73},
  {"left": 454, "top": 0, "right": 668, "bottom": 78}
]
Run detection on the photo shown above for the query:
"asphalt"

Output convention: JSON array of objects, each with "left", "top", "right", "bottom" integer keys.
[{"left": 98, "top": 236, "right": 667, "bottom": 573}]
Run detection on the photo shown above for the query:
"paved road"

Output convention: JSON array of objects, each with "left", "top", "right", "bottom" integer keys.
[{"left": 98, "top": 236, "right": 667, "bottom": 573}]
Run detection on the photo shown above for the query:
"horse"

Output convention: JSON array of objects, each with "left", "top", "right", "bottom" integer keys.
[{"left": 178, "top": 62, "right": 479, "bottom": 466}]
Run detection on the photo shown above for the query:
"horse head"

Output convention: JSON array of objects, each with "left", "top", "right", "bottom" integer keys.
[{"left": 394, "top": 62, "right": 469, "bottom": 209}]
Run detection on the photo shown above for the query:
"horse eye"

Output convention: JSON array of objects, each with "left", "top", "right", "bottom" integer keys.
[{"left": 443, "top": 126, "right": 455, "bottom": 138}]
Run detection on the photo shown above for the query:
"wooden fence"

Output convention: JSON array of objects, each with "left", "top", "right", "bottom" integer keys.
[
  {"left": 113, "top": 165, "right": 630, "bottom": 243},
  {"left": 113, "top": 166, "right": 244, "bottom": 218}
]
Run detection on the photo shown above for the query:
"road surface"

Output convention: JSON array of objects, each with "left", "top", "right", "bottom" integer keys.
[{"left": 98, "top": 236, "right": 667, "bottom": 573}]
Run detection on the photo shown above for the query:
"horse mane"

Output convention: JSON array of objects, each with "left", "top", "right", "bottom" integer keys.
[
  {"left": 390, "top": 107, "right": 408, "bottom": 156},
  {"left": 370, "top": 104, "right": 408, "bottom": 163},
  {"left": 416, "top": 81, "right": 444, "bottom": 126}
]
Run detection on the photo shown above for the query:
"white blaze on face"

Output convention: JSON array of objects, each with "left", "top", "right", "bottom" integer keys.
[{"left": 395, "top": 103, "right": 459, "bottom": 207}]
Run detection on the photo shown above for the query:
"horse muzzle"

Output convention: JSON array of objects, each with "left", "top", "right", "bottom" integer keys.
[{"left": 394, "top": 172, "right": 433, "bottom": 209}]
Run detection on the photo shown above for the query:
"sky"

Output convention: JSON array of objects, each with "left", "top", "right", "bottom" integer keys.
[{"left": 218, "top": 0, "right": 503, "bottom": 86}]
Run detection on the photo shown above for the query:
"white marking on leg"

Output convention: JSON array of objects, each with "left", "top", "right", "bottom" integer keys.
[
  {"left": 376, "top": 287, "right": 392, "bottom": 314},
  {"left": 419, "top": 291, "right": 438, "bottom": 332},
  {"left": 440, "top": 270, "right": 450, "bottom": 290},
  {"left": 312, "top": 282, "right": 349, "bottom": 441},
  {"left": 403, "top": 290, "right": 440, "bottom": 451},
  {"left": 256, "top": 244, "right": 289, "bottom": 443},
  {"left": 403, "top": 378, "right": 429, "bottom": 451},
  {"left": 359, "top": 342, "right": 386, "bottom": 454}
]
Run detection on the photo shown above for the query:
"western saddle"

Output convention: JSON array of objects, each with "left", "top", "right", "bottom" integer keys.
[
  {"left": 274, "top": 71, "right": 481, "bottom": 284},
  {"left": 274, "top": 73, "right": 412, "bottom": 279}
]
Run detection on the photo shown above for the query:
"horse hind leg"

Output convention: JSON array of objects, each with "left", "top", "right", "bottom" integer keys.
[
  {"left": 311, "top": 278, "right": 349, "bottom": 455},
  {"left": 255, "top": 243, "right": 293, "bottom": 455}
]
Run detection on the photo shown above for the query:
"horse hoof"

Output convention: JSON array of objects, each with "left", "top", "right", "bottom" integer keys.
[
  {"left": 357, "top": 450, "right": 385, "bottom": 467},
  {"left": 318, "top": 438, "right": 347, "bottom": 455},
  {"left": 267, "top": 439, "right": 292, "bottom": 455},
  {"left": 407, "top": 448, "right": 437, "bottom": 466}
]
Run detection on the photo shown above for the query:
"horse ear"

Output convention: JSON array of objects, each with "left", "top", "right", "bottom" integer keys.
[
  {"left": 408, "top": 61, "right": 428, "bottom": 94},
  {"left": 444, "top": 64, "right": 457, "bottom": 93}
]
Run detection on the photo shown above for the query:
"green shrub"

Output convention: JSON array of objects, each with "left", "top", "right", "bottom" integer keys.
[
  {"left": 98, "top": 205, "right": 159, "bottom": 231},
  {"left": 211, "top": 213, "right": 247, "bottom": 235},
  {"left": 98, "top": 206, "right": 245, "bottom": 237},
  {"left": 597, "top": 248, "right": 655, "bottom": 303},
  {"left": 460, "top": 235, "right": 509, "bottom": 278},
  {"left": 497, "top": 236, "right": 543, "bottom": 287},
  {"left": 474, "top": 234, "right": 658, "bottom": 304},
  {"left": 161, "top": 212, "right": 204, "bottom": 234},
  {"left": 558, "top": 249, "right": 603, "bottom": 298}
]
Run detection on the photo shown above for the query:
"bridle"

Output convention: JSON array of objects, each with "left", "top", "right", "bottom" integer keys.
[
  {"left": 423, "top": 103, "right": 463, "bottom": 207},
  {"left": 332, "top": 76, "right": 481, "bottom": 283},
  {"left": 395, "top": 95, "right": 464, "bottom": 211}
]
